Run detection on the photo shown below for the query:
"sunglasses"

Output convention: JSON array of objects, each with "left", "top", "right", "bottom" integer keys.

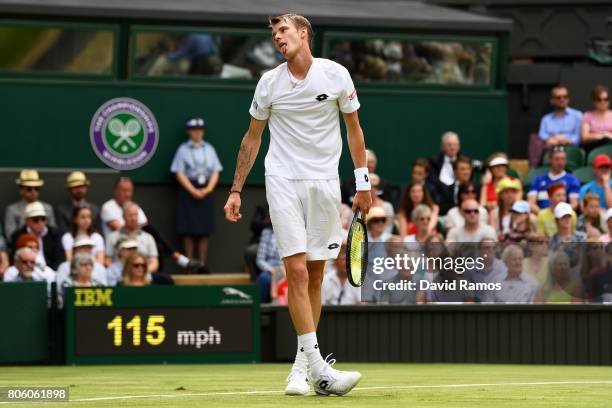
[
  {"left": 462, "top": 208, "right": 479, "bottom": 214},
  {"left": 132, "top": 263, "right": 146, "bottom": 268},
  {"left": 596, "top": 97, "right": 609, "bottom": 102},
  {"left": 553, "top": 94, "right": 569, "bottom": 100},
  {"left": 30, "top": 217, "right": 46, "bottom": 223},
  {"left": 369, "top": 218, "right": 386, "bottom": 224},
  {"left": 20, "top": 186, "right": 39, "bottom": 192}
]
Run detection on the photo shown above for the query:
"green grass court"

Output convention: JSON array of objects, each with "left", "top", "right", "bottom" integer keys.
[{"left": 1, "top": 363, "right": 611, "bottom": 407}]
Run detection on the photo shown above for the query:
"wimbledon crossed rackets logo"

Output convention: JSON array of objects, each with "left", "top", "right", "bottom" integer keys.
[{"left": 90, "top": 98, "right": 159, "bottom": 170}]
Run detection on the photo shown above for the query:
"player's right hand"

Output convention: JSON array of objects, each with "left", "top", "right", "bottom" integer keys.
[{"left": 224, "top": 193, "right": 242, "bottom": 222}]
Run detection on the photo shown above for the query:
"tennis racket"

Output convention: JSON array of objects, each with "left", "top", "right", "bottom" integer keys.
[{"left": 346, "top": 209, "right": 368, "bottom": 287}]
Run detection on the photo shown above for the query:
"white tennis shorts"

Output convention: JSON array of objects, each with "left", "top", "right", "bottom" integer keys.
[{"left": 265, "top": 175, "right": 344, "bottom": 260}]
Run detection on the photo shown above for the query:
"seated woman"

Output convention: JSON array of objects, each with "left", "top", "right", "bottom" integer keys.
[
  {"left": 488, "top": 177, "right": 521, "bottom": 238},
  {"left": 397, "top": 183, "right": 439, "bottom": 238},
  {"left": 122, "top": 253, "right": 151, "bottom": 287},
  {"left": 480, "top": 153, "right": 522, "bottom": 213},
  {"left": 581, "top": 84, "right": 612, "bottom": 152},
  {"left": 61, "top": 206, "right": 105, "bottom": 264},
  {"left": 403, "top": 204, "right": 433, "bottom": 246},
  {"left": 369, "top": 173, "right": 395, "bottom": 234},
  {"left": 542, "top": 250, "right": 584, "bottom": 303},
  {"left": 577, "top": 193, "right": 607, "bottom": 239},
  {"left": 501, "top": 200, "right": 533, "bottom": 244}
]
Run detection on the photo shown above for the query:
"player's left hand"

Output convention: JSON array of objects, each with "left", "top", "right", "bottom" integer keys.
[{"left": 352, "top": 190, "right": 372, "bottom": 220}]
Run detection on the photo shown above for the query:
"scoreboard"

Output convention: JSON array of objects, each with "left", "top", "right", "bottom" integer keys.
[{"left": 64, "top": 285, "right": 260, "bottom": 364}]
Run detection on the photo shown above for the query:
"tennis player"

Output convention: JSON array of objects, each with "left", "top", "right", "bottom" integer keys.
[{"left": 224, "top": 13, "right": 371, "bottom": 396}]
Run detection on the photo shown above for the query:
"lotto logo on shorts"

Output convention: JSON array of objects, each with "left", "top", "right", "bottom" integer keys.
[{"left": 90, "top": 97, "right": 159, "bottom": 170}]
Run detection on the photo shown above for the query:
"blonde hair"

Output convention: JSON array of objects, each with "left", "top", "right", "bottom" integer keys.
[{"left": 268, "top": 13, "right": 313, "bottom": 49}]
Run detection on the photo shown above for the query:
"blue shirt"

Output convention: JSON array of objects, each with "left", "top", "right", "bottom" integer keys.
[
  {"left": 579, "top": 180, "right": 612, "bottom": 208},
  {"left": 528, "top": 171, "right": 581, "bottom": 208},
  {"left": 167, "top": 34, "right": 218, "bottom": 61},
  {"left": 538, "top": 107, "right": 583, "bottom": 145},
  {"left": 170, "top": 140, "right": 223, "bottom": 181}
]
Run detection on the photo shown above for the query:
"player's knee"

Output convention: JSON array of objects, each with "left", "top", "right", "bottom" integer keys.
[{"left": 286, "top": 265, "right": 309, "bottom": 288}]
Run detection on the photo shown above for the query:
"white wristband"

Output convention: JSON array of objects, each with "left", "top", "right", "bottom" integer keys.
[{"left": 354, "top": 167, "right": 371, "bottom": 191}]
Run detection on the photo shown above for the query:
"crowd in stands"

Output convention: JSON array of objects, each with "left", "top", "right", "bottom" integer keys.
[
  {"left": 0, "top": 170, "right": 202, "bottom": 305},
  {"left": 248, "top": 84, "right": 612, "bottom": 306}
]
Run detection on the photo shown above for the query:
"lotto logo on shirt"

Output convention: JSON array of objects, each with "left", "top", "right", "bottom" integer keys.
[{"left": 90, "top": 97, "right": 159, "bottom": 170}]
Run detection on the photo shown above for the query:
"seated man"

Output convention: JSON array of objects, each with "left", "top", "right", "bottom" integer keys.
[
  {"left": 538, "top": 84, "right": 583, "bottom": 147},
  {"left": 428, "top": 131, "right": 461, "bottom": 187},
  {"left": 55, "top": 171, "right": 102, "bottom": 234},
  {"left": 321, "top": 240, "right": 361, "bottom": 305},
  {"left": 3, "top": 247, "right": 55, "bottom": 296},
  {"left": 4, "top": 169, "right": 56, "bottom": 239},
  {"left": 436, "top": 154, "right": 474, "bottom": 216},
  {"left": 492, "top": 245, "right": 541, "bottom": 304},
  {"left": 528, "top": 146, "right": 580, "bottom": 213},
  {"left": 447, "top": 199, "right": 497, "bottom": 243},
  {"left": 10, "top": 202, "right": 64, "bottom": 270},
  {"left": 105, "top": 201, "right": 159, "bottom": 273},
  {"left": 549, "top": 202, "right": 586, "bottom": 248},
  {"left": 56, "top": 236, "right": 108, "bottom": 288},
  {"left": 464, "top": 238, "right": 507, "bottom": 303},
  {"left": 579, "top": 154, "right": 612, "bottom": 209}
]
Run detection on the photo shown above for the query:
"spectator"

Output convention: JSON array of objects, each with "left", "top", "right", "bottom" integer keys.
[
  {"left": 580, "top": 240, "right": 605, "bottom": 284},
  {"left": 501, "top": 200, "right": 533, "bottom": 244},
  {"left": 577, "top": 193, "right": 607, "bottom": 238},
  {"left": 522, "top": 232, "right": 550, "bottom": 284},
  {"left": 170, "top": 117, "right": 222, "bottom": 269},
  {"left": 447, "top": 199, "right": 497, "bottom": 243},
  {"left": 3, "top": 247, "right": 55, "bottom": 289},
  {"left": 493, "top": 245, "right": 541, "bottom": 304},
  {"left": 397, "top": 183, "right": 439, "bottom": 237},
  {"left": 410, "top": 158, "right": 440, "bottom": 204},
  {"left": 599, "top": 209, "right": 612, "bottom": 243},
  {"left": 488, "top": 177, "right": 521, "bottom": 238},
  {"left": 445, "top": 182, "right": 488, "bottom": 232},
  {"left": 538, "top": 84, "right": 583, "bottom": 147},
  {"left": 535, "top": 184, "right": 577, "bottom": 237},
  {"left": 101, "top": 177, "right": 148, "bottom": 237},
  {"left": 464, "top": 238, "right": 506, "bottom": 302},
  {"left": 244, "top": 203, "right": 271, "bottom": 281},
  {"left": 549, "top": 202, "right": 586, "bottom": 249},
  {"left": 541, "top": 251, "right": 583, "bottom": 303},
  {"left": 254, "top": 226, "right": 283, "bottom": 303},
  {"left": 322, "top": 240, "right": 361, "bottom": 305},
  {"left": 10, "top": 202, "right": 64, "bottom": 270},
  {"left": 166, "top": 33, "right": 221, "bottom": 75},
  {"left": 367, "top": 206, "right": 392, "bottom": 243},
  {"left": 579, "top": 154, "right": 612, "bottom": 209},
  {"left": 404, "top": 204, "right": 432, "bottom": 245},
  {"left": 588, "top": 243, "right": 612, "bottom": 303},
  {"left": 379, "top": 240, "right": 418, "bottom": 305},
  {"left": 61, "top": 207, "right": 105, "bottom": 264},
  {"left": 105, "top": 202, "right": 159, "bottom": 273},
  {"left": 480, "top": 153, "right": 521, "bottom": 212},
  {"left": 121, "top": 253, "right": 150, "bottom": 286},
  {"left": 106, "top": 238, "right": 139, "bottom": 287},
  {"left": 12, "top": 233, "right": 56, "bottom": 278},
  {"left": 369, "top": 173, "right": 395, "bottom": 234},
  {"left": 341, "top": 148, "right": 392, "bottom": 205},
  {"left": 4, "top": 169, "right": 56, "bottom": 239},
  {"left": 56, "top": 236, "right": 107, "bottom": 288},
  {"left": 527, "top": 145, "right": 580, "bottom": 213},
  {"left": 55, "top": 171, "right": 102, "bottom": 234},
  {"left": 437, "top": 154, "right": 474, "bottom": 216},
  {"left": 0, "top": 224, "right": 8, "bottom": 280},
  {"left": 428, "top": 131, "right": 461, "bottom": 187},
  {"left": 59, "top": 252, "right": 104, "bottom": 307},
  {"left": 581, "top": 85, "right": 612, "bottom": 152}
]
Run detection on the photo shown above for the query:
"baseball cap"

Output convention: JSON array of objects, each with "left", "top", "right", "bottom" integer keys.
[
  {"left": 66, "top": 171, "right": 90, "bottom": 188},
  {"left": 74, "top": 235, "right": 94, "bottom": 248},
  {"left": 16, "top": 169, "right": 44, "bottom": 187},
  {"left": 554, "top": 202, "right": 573, "bottom": 219},
  {"left": 495, "top": 177, "right": 521, "bottom": 194},
  {"left": 24, "top": 202, "right": 46, "bottom": 218},
  {"left": 366, "top": 206, "right": 387, "bottom": 222},
  {"left": 592, "top": 154, "right": 612, "bottom": 168},
  {"left": 186, "top": 118, "right": 205, "bottom": 129},
  {"left": 510, "top": 200, "right": 530, "bottom": 214}
]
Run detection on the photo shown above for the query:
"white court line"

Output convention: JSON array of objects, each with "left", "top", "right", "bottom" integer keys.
[{"left": 2, "top": 380, "right": 610, "bottom": 404}]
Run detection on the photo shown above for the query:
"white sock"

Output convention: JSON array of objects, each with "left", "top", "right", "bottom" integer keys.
[
  {"left": 298, "top": 332, "right": 325, "bottom": 377},
  {"left": 292, "top": 336, "right": 308, "bottom": 371},
  {"left": 176, "top": 255, "right": 190, "bottom": 267}
]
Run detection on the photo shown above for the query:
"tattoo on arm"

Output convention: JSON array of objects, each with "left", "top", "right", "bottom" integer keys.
[{"left": 231, "top": 136, "right": 260, "bottom": 191}]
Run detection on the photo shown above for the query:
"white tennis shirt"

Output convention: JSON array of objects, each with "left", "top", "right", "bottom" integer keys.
[{"left": 249, "top": 58, "right": 360, "bottom": 179}]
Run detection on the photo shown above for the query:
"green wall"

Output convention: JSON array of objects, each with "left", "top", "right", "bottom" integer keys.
[{"left": 0, "top": 78, "right": 507, "bottom": 185}]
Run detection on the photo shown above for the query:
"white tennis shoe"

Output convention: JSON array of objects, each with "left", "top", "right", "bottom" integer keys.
[
  {"left": 312, "top": 355, "right": 362, "bottom": 396},
  {"left": 284, "top": 366, "right": 310, "bottom": 396}
]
